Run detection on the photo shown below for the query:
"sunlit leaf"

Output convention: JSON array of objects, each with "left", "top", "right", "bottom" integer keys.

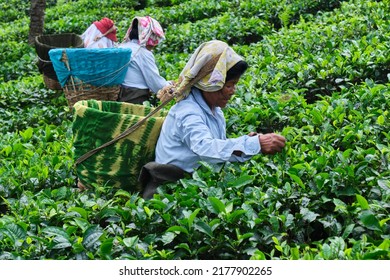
[
  {"left": 300, "top": 207, "right": 318, "bottom": 223},
  {"left": 52, "top": 236, "right": 72, "bottom": 249},
  {"left": 160, "top": 232, "right": 175, "bottom": 245},
  {"left": 123, "top": 236, "right": 139, "bottom": 248},
  {"left": 0, "top": 223, "right": 26, "bottom": 243},
  {"left": 356, "top": 194, "right": 369, "bottom": 210}
]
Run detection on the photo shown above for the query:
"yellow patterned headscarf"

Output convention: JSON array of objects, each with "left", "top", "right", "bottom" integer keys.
[
  {"left": 157, "top": 40, "right": 244, "bottom": 103},
  {"left": 178, "top": 40, "right": 243, "bottom": 96}
]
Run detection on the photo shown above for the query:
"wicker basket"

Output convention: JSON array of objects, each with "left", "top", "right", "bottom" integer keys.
[
  {"left": 35, "top": 33, "right": 84, "bottom": 90},
  {"left": 42, "top": 74, "right": 62, "bottom": 90},
  {"left": 64, "top": 77, "right": 119, "bottom": 108},
  {"left": 49, "top": 48, "right": 131, "bottom": 108}
]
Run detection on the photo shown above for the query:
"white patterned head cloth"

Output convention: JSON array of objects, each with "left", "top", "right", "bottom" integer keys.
[
  {"left": 124, "top": 16, "right": 165, "bottom": 47},
  {"left": 176, "top": 40, "right": 243, "bottom": 99}
]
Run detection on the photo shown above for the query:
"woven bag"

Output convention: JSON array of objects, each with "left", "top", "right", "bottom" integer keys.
[{"left": 72, "top": 100, "right": 166, "bottom": 192}]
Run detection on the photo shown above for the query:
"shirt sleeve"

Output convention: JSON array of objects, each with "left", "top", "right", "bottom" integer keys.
[
  {"left": 178, "top": 112, "right": 260, "bottom": 165},
  {"left": 137, "top": 50, "right": 169, "bottom": 94}
]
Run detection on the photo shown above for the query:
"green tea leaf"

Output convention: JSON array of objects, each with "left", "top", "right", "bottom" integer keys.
[
  {"left": 42, "top": 226, "right": 69, "bottom": 239},
  {"left": 167, "top": 226, "right": 189, "bottom": 235},
  {"left": 322, "top": 243, "right": 332, "bottom": 259},
  {"left": 341, "top": 224, "right": 355, "bottom": 239},
  {"left": 144, "top": 206, "right": 153, "bottom": 218},
  {"left": 52, "top": 236, "right": 72, "bottom": 249},
  {"left": 300, "top": 207, "right": 318, "bottom": 222},
  {"left": 114, "top": 190, "right": 131, "bottom": 199},
  {"left": 311, "top": 108, "right": 324, "bottom": 125},
  {"left": 363, "top": 250, "right": 389, "bottom": 260},
  {"left": 227, "top": 174, "right": 254, "bottom": 188},
  {"left": 376, "top": 115, "right": 384, "bottom": 125},
  {"left": 359, "top": 211, "right": 381, "bottom": 231},
  {"left": 188, "top": 208, "right": 201, "bottom": 229},
  {"left": 161, "top": 232, "right": 175, "bottom": 245},
  {"left": 290, "top": 247, "right": 299, "bottom": 260},
  {"left": 356, "top": 194, "right": 369, "bottom": 210},
  {"left": 68, "top": 207, "right": 88, "bottom": 219},
  {"left": 73, "top": 218, "right": 90, "bottom": 232},
  {"left": 208, "top": 197, "right": 226, "bottom": 214},
  {"left": 227, "top": 209, "right": 246, "bottom": 223},
  {"left": 19, "top": 127, "right": 33, "bottom": 141},
  {"left": 239, "top": 232, "right": 254, "bottom": 241},
  {"left": 250, "top": 250, "right": 266, "bottom": 260},
  {"left": 175, "top": 243, "right": 191, "bottom": 253},
  {"left": 100, "top": 238, "right": 114, "bottom": 256},
  {"left": 0, "top": 223, "right": 26, "bottom": 243},
  {"left": 82, "top": 226, "right": 103, "bottom": 249},
  {"left": 123, "top": 236, "right": 139, "bottom": 248},
  {"left": 288, "top": 173, "right": 305, "bottom": 189},
  {"left": 194, "top": 221, "right": 213, "bottom": 237}
]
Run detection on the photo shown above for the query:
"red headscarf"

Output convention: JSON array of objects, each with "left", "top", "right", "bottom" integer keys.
[{"left": 93, "top": 17, "right": 118, "bottom": 42}]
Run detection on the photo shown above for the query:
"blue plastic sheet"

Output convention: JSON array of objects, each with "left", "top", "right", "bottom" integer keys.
[{"left": 49, "top": 48, "right": 132, "bottom": 87}]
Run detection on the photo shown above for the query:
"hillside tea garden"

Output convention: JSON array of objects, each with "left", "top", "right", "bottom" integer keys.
[{"left": 0, "top": 0, "right": 389, "bottom": 260}]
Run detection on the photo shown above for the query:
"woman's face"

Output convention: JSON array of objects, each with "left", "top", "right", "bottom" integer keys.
[{"left": 203, "top": 78, "right": 239, "bottom": 109}]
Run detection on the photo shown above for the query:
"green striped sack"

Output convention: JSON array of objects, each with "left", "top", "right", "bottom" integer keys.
[{"left": 72, "top": 100, "right": 166, "bottom": 192}]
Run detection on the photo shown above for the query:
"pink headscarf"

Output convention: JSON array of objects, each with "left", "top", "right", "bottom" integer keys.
[{"left": 124, "top": 16, "right": 165, "bottom": 47}]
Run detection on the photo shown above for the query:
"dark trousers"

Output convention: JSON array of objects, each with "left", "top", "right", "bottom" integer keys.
[
  {"left": 118, "top": 86, "right": 150, "bottom": 104},
  {"left": 138, "top": 162, "right": 189, "bottom": 199}
]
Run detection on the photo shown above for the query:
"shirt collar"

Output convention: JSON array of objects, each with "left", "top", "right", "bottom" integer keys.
[{"left": 191, "top": 87, "right": 216, "bottom": 117}]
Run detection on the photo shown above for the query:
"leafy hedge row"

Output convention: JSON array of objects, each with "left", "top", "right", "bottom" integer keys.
[
  {"left": 158, "top": 0, "right": 347, "bottom": 53},
  {"left": 0, "top": 0, "right": 349, "bottom": 83},
  {"left": 1, "top": 82, "right": 388, "bottom": 259},
  {"left": 239, "top": 0, "right": 390, "bottom": 102}
]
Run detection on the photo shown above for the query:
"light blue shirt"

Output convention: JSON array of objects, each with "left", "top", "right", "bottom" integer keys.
[
  {"left": 119, "top": 40, "right": 169, "bottom": 93},
  {"left": 155, "top": 88, "right": 261, "bottom": 173}
]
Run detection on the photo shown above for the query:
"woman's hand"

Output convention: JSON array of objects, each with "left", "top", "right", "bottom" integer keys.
[
  {"left": 157, "top": 83, "right": 176, "bottom": 103},
  {"left": 258, "top": 133, "right": 286, "bottom": 154}
]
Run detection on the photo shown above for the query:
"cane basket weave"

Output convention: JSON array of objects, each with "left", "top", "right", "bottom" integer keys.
[
  {"left": 43, "top": 74, "right": 63, "bottom": 90},
  {"left": 35, "top": 33, "right": 84, "bottom": 90},
  {"left": 64, "top": 77, "right": 119, "bottom": 108},
  {"left": 72, "top": 100, "right": 166, "bottom": 192}
]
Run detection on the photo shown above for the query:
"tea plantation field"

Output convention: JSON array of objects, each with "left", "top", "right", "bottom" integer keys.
[{"left": 0, "top": 0, "right": 389, "bottom": 260}]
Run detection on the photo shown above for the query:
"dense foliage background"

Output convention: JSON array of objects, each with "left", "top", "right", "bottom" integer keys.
[{"left": 0, "top": 0, "right": 389, "bottom": 260}]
